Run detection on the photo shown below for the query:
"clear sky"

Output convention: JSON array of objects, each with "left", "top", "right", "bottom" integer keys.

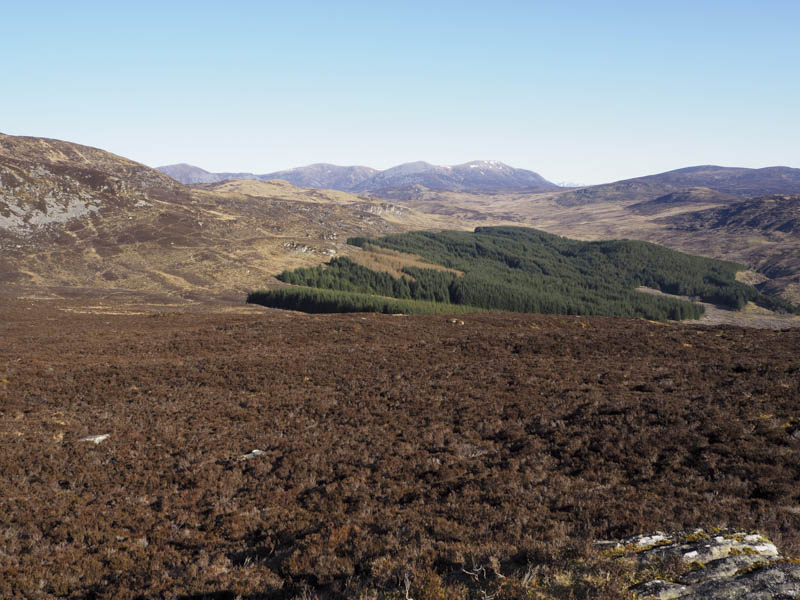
[{"left": 2, "top": 0, "right": 798, "bottom": 184}]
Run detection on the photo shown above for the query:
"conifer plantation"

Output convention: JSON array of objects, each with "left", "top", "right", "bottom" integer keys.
[{"left": 249, "top": 226, "right": 796, "bottom": 319}]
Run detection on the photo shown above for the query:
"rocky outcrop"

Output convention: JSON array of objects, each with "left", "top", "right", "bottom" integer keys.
[
  {"left": 0, "top": 133, "right": 184, "bottom": 236},
  {"left": 599, "top": 530, "right": 800, "bottom": 599}
]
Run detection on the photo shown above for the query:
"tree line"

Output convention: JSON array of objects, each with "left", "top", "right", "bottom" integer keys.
[{"left": 247, "top": 286, "right": 481, "bottom": 315}]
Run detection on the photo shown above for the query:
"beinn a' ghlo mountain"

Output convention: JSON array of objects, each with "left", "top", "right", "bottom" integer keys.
[{"left": 157, "top": 160, "right": 560, "bottom": 194}]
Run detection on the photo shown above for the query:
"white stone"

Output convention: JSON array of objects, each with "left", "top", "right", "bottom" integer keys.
[
  {"left": 238, "top": 449, "right": 266, "bottom": 461},
  {"left": 639, "top": 534, "right": 668, "bottom": 546},
  {"left": 751, "top": 542, "right": 778, "bottom": 556},
  {"left": 80, "top": 434, "right": 110, "bottom": 444}
]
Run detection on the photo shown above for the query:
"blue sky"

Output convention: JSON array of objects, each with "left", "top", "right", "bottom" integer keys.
[{"left": 2, "top": 0, "right": 798, "bottom": 183}]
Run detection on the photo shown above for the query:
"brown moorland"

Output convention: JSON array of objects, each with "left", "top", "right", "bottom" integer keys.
[{"left": 0, "top": 297, "right": 798, "bottom": 599}]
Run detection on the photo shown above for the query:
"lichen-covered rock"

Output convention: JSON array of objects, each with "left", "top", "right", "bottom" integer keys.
[
  {"left": 677, "top": 562, "right": 800, "bottom": 599},
  {"left": 618, "top": 530, "right": 800, "bottom": 599},
  {"left": 679, "top": 554, "right": 773, "bottom": 585},
  {"left": 639, "top": 533, "right": 778, "bottom": 565},
  {"left": 632, "top": 579, "right": 689, "bottom": 599}
]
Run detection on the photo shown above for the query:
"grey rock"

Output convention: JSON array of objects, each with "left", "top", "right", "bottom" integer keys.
[
  {"left": 238, "top": 449, "right": 265, "bottom": 461},
  {"left": 631, "top": 579, "right": 689, "bottom": 599},
  {"left": 79, "top": 434, "right": 110, "bottom": 444},
  {"left": 610, "top": 530, "right": 800, "bottom": 599},
  {"left": 679, "top": 555, "right": 780, "bottom": 585},
  {"left": 683, "top": 562, "right": 800, "bottom": 599},
  {"left": 637, "top": 533, "right": 778, "bottom": 565}
]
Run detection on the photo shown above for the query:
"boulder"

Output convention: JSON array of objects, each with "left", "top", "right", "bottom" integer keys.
[{"left": 613, "top": 530, "right": 800, "bottom": 600}]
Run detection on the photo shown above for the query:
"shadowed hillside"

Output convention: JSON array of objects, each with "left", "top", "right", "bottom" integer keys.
[
  {"left": 627, "top": 187, "right": 740, "bottom": 216},
  {"left": 662, "top": 195, "right": 800, "bottom": 236}
]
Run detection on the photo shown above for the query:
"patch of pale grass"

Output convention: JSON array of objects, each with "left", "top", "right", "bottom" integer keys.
[{"left": 348, "top": 244, "right": 463, "bottom": 279}]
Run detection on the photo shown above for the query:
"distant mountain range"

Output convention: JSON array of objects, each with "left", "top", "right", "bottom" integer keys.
[
  {"left": 159, "top": 161, "right": 800, "bottom": 206},
  {"left": 157, "top": 160, "right": 559, "bottom": 194},
  {"left": 554, "top": 165, "right": 800, "bottom": 207}
]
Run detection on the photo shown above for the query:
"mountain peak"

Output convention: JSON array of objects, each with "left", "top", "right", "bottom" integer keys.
[
  {"left": 458, "top": 160, "right": 510, "bottom": 169},
  {"left": 381, "top": 161, "right": 437, "bottom": 175}
]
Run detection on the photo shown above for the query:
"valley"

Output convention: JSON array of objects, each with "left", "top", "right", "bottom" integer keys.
[
  {"left": 364, "top": 187, "right": 800, "bottom": 306},
  {"left": 2, "top": 133, "right": 800, "bottom": 316}
]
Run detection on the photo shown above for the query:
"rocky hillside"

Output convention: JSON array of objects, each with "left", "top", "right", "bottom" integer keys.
[
  {"left": 0, "top": 133, "right": 187, "bottom": 236},
  {"left": 0, "top": 134, "right": 455, "bottom": 299},
  {"left": 652, "top": 196, "right": 800, "bottom": 295}
]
